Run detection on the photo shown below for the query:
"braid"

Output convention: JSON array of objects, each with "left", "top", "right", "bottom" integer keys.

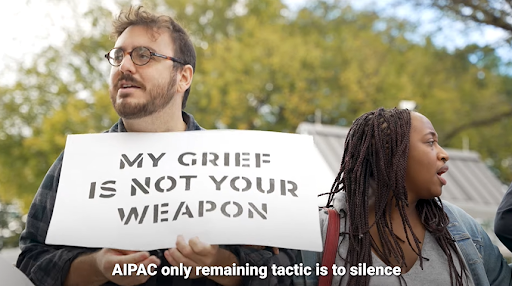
[
  {"left": 417, "top": 198, "right": 467, "bottom": 285},
  {"left": 326, "top": 108, "right": 467, "bottom": 286}
]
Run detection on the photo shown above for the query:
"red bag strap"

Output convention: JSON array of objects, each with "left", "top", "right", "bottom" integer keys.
[{"left": 318, "top": 208, "right": 340, "bottom": 286}]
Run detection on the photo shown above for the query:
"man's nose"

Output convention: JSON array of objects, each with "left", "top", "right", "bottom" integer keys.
[{"left": 119, "top": 54, "right": 136, "bottom": 74}]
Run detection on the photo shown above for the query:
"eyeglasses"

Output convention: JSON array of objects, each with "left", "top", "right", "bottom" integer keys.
[{"left": 104, "top": 46, "right": 187, "bottom": 67}]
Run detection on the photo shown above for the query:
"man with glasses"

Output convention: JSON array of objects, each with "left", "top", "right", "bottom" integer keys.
[{"left": 16, "top": 6, "right": 295, "bottom": 286}]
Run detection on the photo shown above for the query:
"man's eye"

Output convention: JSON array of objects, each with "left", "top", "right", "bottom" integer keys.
[{"left": 135, "top": 52, "right": 151, "bottom": 60}]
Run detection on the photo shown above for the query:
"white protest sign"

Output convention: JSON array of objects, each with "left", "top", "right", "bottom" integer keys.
[{"left": 46, "top": 130, "right": 326, "bottom": 251}]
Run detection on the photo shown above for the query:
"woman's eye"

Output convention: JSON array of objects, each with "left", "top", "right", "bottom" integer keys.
[{"left": 428, "top": 141, "right": 434, "bottom": 146}]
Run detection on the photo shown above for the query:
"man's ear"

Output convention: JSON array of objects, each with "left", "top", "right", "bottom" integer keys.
[{"left": 177, "top": 65, "right": 194, "bottom": 93}]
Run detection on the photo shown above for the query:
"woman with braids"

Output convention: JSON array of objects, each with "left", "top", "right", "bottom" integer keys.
[{"left": 304, "top": 107, "right": 511, "bottom": 286}]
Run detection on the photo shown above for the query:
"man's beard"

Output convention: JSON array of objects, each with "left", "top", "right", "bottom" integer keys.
[{"left": 109, "top": 72, "right": 177, "bottom": 120}]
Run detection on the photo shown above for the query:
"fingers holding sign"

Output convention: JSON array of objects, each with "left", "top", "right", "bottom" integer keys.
[
  {"left": 164, "top": 236, "right": 243, "bottom": 285},
  {"left": 164, "top": 235, "right": 219, "bottom": 279}
]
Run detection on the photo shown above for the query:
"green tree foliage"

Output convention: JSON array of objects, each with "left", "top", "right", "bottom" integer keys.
[
  {"left": 1, "top": 0, "right": 512, "bottom": 211},
  {"left": 0, "top": 201, "right": 25, "bottom": 248},
  {"left": 383, "top": 0, "right": 512, "bottom": 181},
  {"left": 0, "top": 4, "right": 118, "bottom": 209}
]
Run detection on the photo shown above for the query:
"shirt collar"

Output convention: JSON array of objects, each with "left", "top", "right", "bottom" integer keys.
[{"left": 108, "top": 111, "right": 204, "bottom": 133}]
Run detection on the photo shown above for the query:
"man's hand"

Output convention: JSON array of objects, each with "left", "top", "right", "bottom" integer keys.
[
  {"left": 94, "top": 248, "right": 161, "bottom": 286},
  {"left": 64, "top": 248, "right": 161, "bottom": 286},
  {"left": 164, "top": 235, "right": 219, "bottom": 279}
]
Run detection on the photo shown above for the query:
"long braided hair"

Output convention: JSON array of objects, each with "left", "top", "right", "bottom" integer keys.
[{"left": 325, "top": 108, "right": 467, "bottom": 286}]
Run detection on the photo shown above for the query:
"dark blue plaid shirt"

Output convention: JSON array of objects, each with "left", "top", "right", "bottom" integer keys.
[{"left": 16, "top": 112, "right": 297, "bottom": 286}]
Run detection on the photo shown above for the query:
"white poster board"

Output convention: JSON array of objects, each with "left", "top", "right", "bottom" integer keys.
[{"left": 46, "top": 130, "right": 326, "bottom": 251}]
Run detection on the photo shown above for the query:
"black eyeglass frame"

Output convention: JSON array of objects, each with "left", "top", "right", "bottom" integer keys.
[{"left": 104, "top": 46, "right": 188, "bottom": 67}]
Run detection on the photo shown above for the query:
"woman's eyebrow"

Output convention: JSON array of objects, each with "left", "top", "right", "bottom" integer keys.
[{"left": 423, "top": 131, "right": 438, "bottom": 138}]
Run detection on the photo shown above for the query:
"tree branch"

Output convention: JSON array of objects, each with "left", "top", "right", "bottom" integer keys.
[
  {"left": 437, "top": 0, "right": 512, "bottom": 33},
  {"left": 443, "top": 108, "right": 512, "bottom": 143}
]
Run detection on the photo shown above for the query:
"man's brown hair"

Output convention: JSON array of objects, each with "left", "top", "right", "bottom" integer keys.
[{"left": 112, "top": 6, "right": 196, "bottom": 109}]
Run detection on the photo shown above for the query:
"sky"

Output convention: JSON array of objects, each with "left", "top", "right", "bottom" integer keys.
[
  {"left": 0, "top": 0, "right": 510, "bottom": 85},
  {"left": 0, "top": 0, "right": 310, "bottom": 85},
  {"left": 0, "top": 0, "right": 115, "bottom": 82}
]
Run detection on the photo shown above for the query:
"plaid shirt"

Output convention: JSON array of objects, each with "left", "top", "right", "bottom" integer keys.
[{"left": 16, "top": 112, "right": 297, "bottom": 286}]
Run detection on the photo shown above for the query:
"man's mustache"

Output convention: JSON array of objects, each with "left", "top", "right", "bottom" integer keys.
[{"left": 117, "top": 74, "right": 145, "bottom": 89}]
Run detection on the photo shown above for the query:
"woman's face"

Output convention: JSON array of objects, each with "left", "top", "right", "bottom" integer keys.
[{"left": 405, "top": 112, "right": 449, "bottom": 202}]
